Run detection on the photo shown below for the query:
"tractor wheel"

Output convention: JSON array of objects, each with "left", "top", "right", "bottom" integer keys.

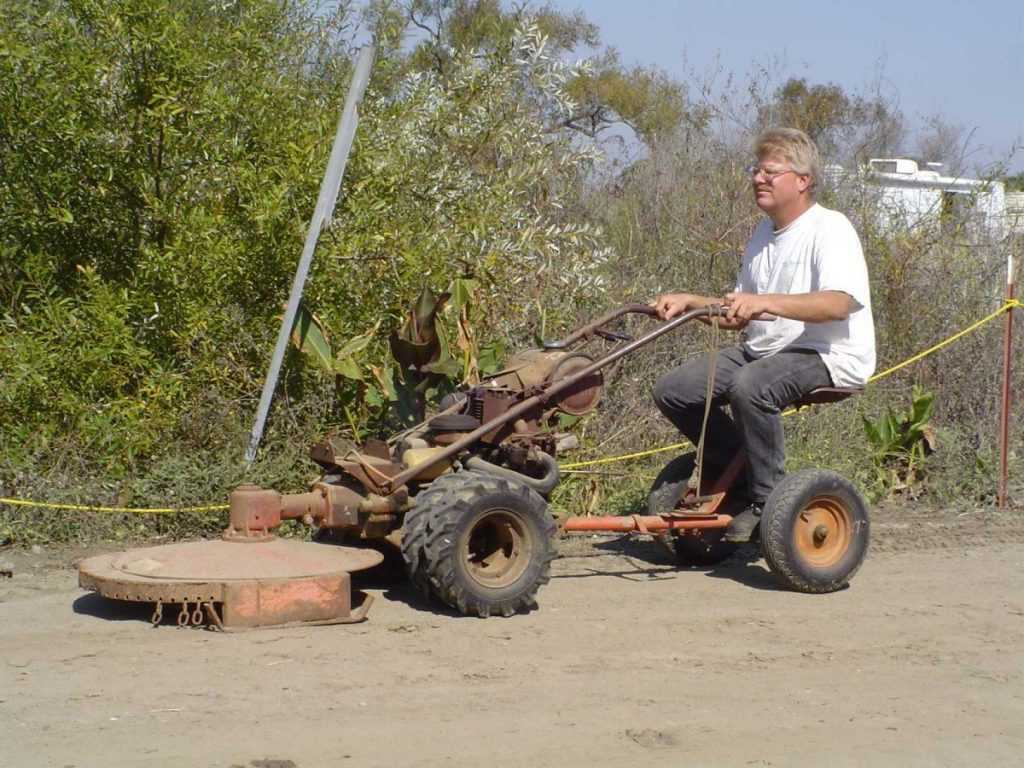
[
  {"left": 649, "top": 453, "right": 737, "bottom": 567},
  {"left": 760, "top": 470, "right": 870, "bottom": 593},
  {"left": 647, "top": 452, "right": 697, "bottom": 517},
  {"left": 400, "top": 470, "right": 556, "bottom": 617}
]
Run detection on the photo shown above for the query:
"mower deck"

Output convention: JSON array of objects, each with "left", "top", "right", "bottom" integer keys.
[{"left": 78, "top": 538, "right": 383, "bottom": 630}]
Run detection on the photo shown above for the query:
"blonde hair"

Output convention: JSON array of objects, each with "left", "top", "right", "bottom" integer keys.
[{"left": 754, "top": 128, "right": 821, "bottom": 197}]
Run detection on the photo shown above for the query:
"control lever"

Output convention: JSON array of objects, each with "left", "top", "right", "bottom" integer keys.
[{"left": 595, "top": 329, "right": 633, "bottom": 343}]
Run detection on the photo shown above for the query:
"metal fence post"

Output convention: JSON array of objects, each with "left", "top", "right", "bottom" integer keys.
[
  {"left": 245, "top": 45, "right": 375, "bottom": 465},
  {"left": 998, "top": 250, "right": 1015, "bottom": 508}
]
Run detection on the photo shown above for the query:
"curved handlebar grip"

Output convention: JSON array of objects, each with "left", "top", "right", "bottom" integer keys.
[
  {"left": 623, "top": 302, "right": 660, "bottom": 317},
  {"left": 544, "top": 302, "right": 661, "bottom": 349}
]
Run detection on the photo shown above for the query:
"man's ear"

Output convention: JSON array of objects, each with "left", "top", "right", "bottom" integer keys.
[{"left": 797, "top": 174, "right": 813, "bottom": 193}]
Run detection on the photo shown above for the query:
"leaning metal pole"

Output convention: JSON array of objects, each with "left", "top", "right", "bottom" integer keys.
[
  {"left": 997, "top": 250, "right": 1016, "bottom": 509},
  {"left": 245, "top": 46, "right": 375, "bottom": 465}
]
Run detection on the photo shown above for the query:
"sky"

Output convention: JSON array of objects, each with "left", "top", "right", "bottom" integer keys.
[{"left": 547, "top": 0, "right": 1024, "bottom": 174}]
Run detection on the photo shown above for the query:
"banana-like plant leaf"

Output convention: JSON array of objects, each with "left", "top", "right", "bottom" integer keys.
[
  {"left": 335, "top": 320, "right": 380, "bottom": 360},
  {"left": 477, "top": 340, "right": 505, "bottom": 376},
  {"left": 424, "top": 355, "right": 462, "bottom": 377},
  {"left": 370, "top": 365, "right": 398, "bottom": 402},
  {"left": 291, "top": 304, "right": 333, "bottom": 372},
  {"left": 909, "top": 386, "right": 934, "bottom": 427},
  {"left": 334, "top": 355, "right": 364, "bottom": 380},
  {"left": 390, "top": 287, "right": 450, "bottom": 371},
  {"left": 449, "top": 277, "right": 477, "bottom": 313}
]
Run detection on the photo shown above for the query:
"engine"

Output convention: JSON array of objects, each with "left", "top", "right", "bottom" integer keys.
[{"left": 395, "top": 348, "right": 602, "bottom": 484}]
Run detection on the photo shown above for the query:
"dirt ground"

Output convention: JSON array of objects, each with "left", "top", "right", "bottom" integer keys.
[{"left": 2, "top": 503, "right": 1023, "bottom": 768}]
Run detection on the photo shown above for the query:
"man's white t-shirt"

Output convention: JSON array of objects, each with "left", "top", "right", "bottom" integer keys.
[{"left": 735, "top": 203, "right": 876, "bottom": 388}]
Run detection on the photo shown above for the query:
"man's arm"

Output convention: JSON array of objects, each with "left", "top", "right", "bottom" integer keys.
[
  {"left": 724, "top": 290, "right": 854, "bottom": 324},
  {"left": 650, "top": 292, "right": 749, "bottom": 330}
]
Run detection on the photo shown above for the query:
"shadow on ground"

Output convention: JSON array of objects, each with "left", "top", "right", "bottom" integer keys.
[
  {"left": 73, "top": 592, "right": 154, "bottom": 622},
  {"left": 556, "top": 535, "right": 783, "bottom": 591}
]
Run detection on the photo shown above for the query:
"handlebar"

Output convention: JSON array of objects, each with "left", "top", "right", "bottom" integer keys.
[
  {"left": 542, "top": 302, "right": 775, "bottom": 350},
  {"left": 542, "top": 303, "right": 658, "bottom": 349}
]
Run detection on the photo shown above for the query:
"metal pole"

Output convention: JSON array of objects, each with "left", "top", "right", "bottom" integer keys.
[
  {"left": 245, "top": 45, "right": 375, "bottom": 464},
  {"left": 997, "top": 251, "right": 1015, "bottom": 508}
]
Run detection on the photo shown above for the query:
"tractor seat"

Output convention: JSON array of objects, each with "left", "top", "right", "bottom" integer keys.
[{"left": 791, "top": 386, "right": 863, "bottom": 409}]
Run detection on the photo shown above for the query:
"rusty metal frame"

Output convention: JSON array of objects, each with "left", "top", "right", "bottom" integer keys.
[{"left": 382, "top": 305, "right": 713, "bottom": 492}]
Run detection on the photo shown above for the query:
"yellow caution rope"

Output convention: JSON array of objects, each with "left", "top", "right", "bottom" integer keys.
[{"left": 0, "top": 497, "right": 228, "bottom": 514}]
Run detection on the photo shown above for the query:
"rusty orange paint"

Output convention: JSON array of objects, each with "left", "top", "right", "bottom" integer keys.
[
  {"left": 562, "top": 514, "right": 732, "bottom": 533},
  {"left": 222, "top": 575, "right": 352, "bottom": 628}
]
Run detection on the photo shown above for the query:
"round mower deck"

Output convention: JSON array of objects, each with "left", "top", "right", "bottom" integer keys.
[{"left": 78, "top": 538, "right": 383, "bottom": 630}]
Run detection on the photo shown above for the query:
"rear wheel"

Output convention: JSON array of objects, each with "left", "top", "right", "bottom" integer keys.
[
  {"left": 760, "top": 470, "right": 870, "bottom": 593},
  {"left": 401, "top": 470, "right": 556, "bottom": 617},
  {"left": 647, "top": 453, "right": 697, "bottom": 517},
  {"left": 648, "top": 453, "right": 737, "bottom": 567}
]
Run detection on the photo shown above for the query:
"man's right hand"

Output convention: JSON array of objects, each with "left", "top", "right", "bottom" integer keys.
[{"left": 650, "top": 292, "right": 694, "bottom": 320}]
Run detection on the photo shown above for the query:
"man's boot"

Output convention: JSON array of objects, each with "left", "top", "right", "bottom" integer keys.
[{"left": 724, "top": 503, "right": 762, "bottom": 543}]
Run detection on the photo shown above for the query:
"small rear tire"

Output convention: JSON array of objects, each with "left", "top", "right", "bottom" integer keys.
[
  {"left": 649, "top": 453, "right": 737, "bottom": 567},
  {"left": 647, "top": 453, "right": 697, "bottom": 517},
  {"left": 760, "top": 470, "right": 870, "bottom": 593}
]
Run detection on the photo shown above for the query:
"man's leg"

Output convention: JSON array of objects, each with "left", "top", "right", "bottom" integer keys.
[
  {"left": 652, "top": 345, "right": 749, "bottom": 475},
  {"left": 724, "top": 348, "right": 832, "bottom": 541}
]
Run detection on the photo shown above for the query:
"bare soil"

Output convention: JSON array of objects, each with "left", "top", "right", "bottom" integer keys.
[{"left": 2, "top": 502, "right": 1023, "bottom": 768}]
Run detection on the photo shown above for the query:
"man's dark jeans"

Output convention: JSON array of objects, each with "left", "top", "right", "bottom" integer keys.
[{"left": 652, "top": 345, "right": 832, "bottom": 504}]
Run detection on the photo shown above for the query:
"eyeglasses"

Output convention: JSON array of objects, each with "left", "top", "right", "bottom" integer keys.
[{"left": 745, "top": 164, "right": 797, "bottom": 182}]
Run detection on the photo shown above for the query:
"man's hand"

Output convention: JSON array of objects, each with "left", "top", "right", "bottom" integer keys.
[
  {"left": 725, "top": 290, "right": 853, "bottom": 323},
  {"left": 650, "top": 292, "right": 693, "bottom": 321},
  {"left": 724, "top": 292, "right": 772, "bottom": 323},
  {"left": 651, "top": 292, "right": 748, "bottom": 328}
]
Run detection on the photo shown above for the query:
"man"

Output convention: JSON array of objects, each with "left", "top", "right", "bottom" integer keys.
[{"left": 651, "top": 127, "right": 875, "bottom": 543}]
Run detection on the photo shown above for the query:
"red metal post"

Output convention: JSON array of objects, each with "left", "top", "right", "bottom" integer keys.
[{"left": 997, "top": 253, "right": 1015, "bottom": 509}]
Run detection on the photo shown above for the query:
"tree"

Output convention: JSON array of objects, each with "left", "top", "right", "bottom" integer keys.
[
  {"left": 758, "top": 77, "right": 903, "bottom": 163},
  {"left": 373, "top": 0, "right": 686, "bottom": 144},
  {"left": 914, "top": 114, "right": 969, "bottom": 176},
  {"left": 0, "top": 0, "right": 614, "bottom": 476}
]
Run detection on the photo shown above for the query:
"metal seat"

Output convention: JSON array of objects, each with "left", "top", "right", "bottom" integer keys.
[{"left": 791, "top": 386, "right": 863, "bottom": 409}]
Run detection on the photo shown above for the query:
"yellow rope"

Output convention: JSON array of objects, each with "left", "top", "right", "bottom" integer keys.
[
  {"left": 0, "top": 497, "right": 228, "bottom": 514},
  {"left": 1, "top": 300, "right": 1020, "bottom": 510},
  {"left": 560, "top": 441, "right": 691, "bottom": 469},
  {"left": 867, "top": 299, "right": 1020, "bottom": 383}
]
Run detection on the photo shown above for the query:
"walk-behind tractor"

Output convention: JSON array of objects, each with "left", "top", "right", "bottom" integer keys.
[{"left": 79, "top": 304, "right": 870, "bottom": 629}]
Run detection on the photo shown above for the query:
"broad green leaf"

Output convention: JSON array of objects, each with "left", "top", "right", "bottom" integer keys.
[
  {"left": 861, "top": 415, "right": 882, "bottom": 448},
  {"left": 334, "top": 355, "right": 364, "bottom": 380},
  {"left": 370, "top": 365, "right": 398, "bottom": 401},
  {"left": 291, "top": 304, "right": 333, "bottom": 372},
  {"left": 477, "top": 340, "right": 505, "bottom": 375},
  {"left": 449, "top": 277, "right": 478, "bottom": 312},
  {"left": 335, "top": 320, "right": 381, "bottom": 359}
]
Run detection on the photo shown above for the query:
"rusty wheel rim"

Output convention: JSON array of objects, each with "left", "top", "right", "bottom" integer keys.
[
  {"left": 792, "top": 495, "right": 852, "bottom": 568},
  {"left": 462, "top": 509, "right": 532, "bottom": 589}
]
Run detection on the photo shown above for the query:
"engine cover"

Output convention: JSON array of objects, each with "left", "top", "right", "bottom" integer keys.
[{"left": 483, "top": 349, "right": 602, "bottom": 416}]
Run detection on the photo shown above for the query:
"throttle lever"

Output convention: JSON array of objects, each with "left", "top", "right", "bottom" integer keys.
[{"left": 595, "top": 329, "right": 633, "bottom": 343}]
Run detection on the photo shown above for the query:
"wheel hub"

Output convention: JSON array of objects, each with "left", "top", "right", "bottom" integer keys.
[
  {"left": 463, "top": 509, "right": 532, "bottom": 589},
  {"left": 793, "top": 496, "right": 852, "bottom": 568}
]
